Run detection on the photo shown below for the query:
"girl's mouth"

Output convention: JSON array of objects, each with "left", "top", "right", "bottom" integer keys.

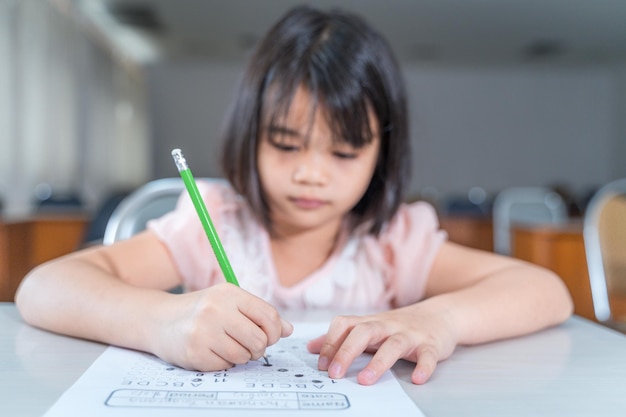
[{"left": 290, "top": 197, "right": 328, "bottom": 209}]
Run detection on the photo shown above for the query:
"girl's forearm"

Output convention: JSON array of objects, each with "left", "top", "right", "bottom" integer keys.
[
  {"left": 421, "top": 265, "right": 573, "bottom": 346},
  {"left": 15, "top": 257, "right": 171, "bottom": 353}
]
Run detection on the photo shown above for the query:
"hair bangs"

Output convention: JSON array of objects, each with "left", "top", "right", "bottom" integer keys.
[
  {"left": 315, "top": 74, "right": 376, "bottom": 148},
  {"left": 261, "top": 40, "right": 378, "bottom": 148}
]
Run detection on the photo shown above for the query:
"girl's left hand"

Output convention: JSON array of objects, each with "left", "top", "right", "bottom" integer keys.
[{"left": 306, "top": 304, "right": 458, "bottom": 385}]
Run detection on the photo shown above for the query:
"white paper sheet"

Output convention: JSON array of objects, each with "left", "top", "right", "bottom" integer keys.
[{"left": 43, "top": 322, "right": 424, "bottom": 416}]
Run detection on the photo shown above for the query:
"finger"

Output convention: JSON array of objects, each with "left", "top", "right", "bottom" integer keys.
[
  {"left": 193, "top": 348, "right": 234, "bottom": 372},
  {"left": 280, "top": 318, "right": 294, "bottom": 337},
  {"left": 171, "top": 348, "right": 233, "bottom": 372},
  {"left": 357, "top": 333, "right": 412, "bottom": 385},
  {"left": 181, "top": 333, "right": 237, "bottom": 372},
  {"left": 326, "top": 321, "right": 388, "bottom": 379},
  {"left": 224, "top": 319, "right": 269, "bottom": 361},
  {"left": 211, "top": 331, "right": 256, "bottom": 365},
  {"left": 316, "top": 316, "right": 359, "bottom": 372},
  {"left": 411, "top": 344, "right": 439, "bottom": 385},
  {"left": 237, "top": 294, "right": 284, "bottom": 346},
  {"left": 306, "top": 334, "right": 326, "bottom": 353}
]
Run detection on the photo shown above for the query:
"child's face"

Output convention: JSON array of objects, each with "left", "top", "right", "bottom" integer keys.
[{"left": 257, "top": 87, "right": 380, "bottom": 235}]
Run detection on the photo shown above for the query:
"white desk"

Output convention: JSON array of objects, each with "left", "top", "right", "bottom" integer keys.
[{"left": 2, "top": 302, "right": 626, "bottom": 416}]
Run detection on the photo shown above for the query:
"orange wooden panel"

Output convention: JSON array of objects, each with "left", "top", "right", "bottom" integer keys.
[
  {"left": 0, "top": 223, "right": 9, "bottom": 301},
  {"left": 0, "top": 221, "right": 32, "bottom": 302},
  {"left": 439, "top": 216, "right": 493, "bottom": 251},
  {"left": 0, "top": 216, "right": 89, "bottom": 302},
  {"left": 512, "top": 223, "right": 595, "bottom": 321},
  {"left": 29, "top": 217, "right": 89, "bottom": 267}
]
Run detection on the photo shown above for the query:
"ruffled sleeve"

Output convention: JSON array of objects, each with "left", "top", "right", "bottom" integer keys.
[
  {"left": 380, "top": 201, "right": 447, "bottom": 307},
  {"left": 146, "top": 180, "right": 227, "bottom": 291}
]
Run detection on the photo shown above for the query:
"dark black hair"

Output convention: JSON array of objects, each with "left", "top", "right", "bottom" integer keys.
[{"left": 221, "top": 6, "right": 410, "bottom": 235}]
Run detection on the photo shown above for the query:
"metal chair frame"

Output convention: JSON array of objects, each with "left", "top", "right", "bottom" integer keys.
[
  {"left": 492, "top": 186, "right": 568, "bottom": 255},
  {"left": 583, "top": 178, "right": 626, "bottom": 324}
]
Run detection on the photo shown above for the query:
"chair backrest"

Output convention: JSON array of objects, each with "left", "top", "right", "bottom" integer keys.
[
  {"left": 102, "top": 177, "right": 223, "bottom": 245},
  {"left": 583, "top": 178, "right": 626, "bottom": 324},
  {"left": 492, "top": 186, "right": 568, "bottom": 255}
]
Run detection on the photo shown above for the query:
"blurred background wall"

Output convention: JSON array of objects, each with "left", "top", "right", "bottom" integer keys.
[{"left": 2, "top": 0, "right": 626, "bottom": 217}]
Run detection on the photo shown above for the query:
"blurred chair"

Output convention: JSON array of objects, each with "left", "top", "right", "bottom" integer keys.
[
  {"left": 81, "top": 190, "right": 132, "bottom": 246},
  {"left": 103, "top": 177, "right": 224, "bottom": 245},
  {"left": 583, "top": 178, "right": 626, "bottom": 330},
  {"left": 103, "top": 178, "right": 184, "bottom": 245},
  {"left": 492, "top": 186, "right": 568, "bottom": 255}
]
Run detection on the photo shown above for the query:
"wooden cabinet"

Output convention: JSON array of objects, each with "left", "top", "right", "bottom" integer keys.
[
  {"left": 439, "top": 215, "right": 493, "bottom": 251},
  {"left": 0, "top": 216, "right": 89, "bottom": 302},
  {"left": 512, "top": 222, "right": 595, "bottom": 321}
]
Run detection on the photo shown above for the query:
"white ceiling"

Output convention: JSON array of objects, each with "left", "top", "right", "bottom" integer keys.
[{"left": 85, "top": 0, "right": 626, "bottom": 65}]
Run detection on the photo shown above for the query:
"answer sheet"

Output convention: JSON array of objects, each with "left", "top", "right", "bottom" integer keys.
[{"left": 43, "top": 322, "right": 424, "bottom": 416}]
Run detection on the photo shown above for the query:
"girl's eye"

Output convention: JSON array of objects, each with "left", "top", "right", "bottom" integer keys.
[
  {"left": 273, "top": 142, "right": 300, "bottom": 152},
  {"left": 333, "top": 151, "right": 358, "bottom": 159}
]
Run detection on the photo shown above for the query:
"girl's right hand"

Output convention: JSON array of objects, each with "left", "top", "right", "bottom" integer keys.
[{"left": 148, "top": 282, "right": 293, "bottom": 371}]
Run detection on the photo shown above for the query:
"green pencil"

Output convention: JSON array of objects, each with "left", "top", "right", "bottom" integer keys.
[
  {"left": 171, "top": 148, "right": 270, "bottom": 366},
  {"left": 171, "top": 148, "right": 240, "bottom": 287}
]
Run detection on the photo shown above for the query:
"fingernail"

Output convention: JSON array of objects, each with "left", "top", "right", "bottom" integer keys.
[
  {"left": 328, "top": 362, "right": 342, "bottom": 378},
  {"left": 359, "top": 368, "right": 376, "bottom": 384},
  {"left": 281, "top": 319, "right": 294, "bottom": 333},
  {"left": 413, "top": 370, "right": 427, "bottom": 384},
  {"left": 318, "top": 356, "right": 328, "bottom": 370}
]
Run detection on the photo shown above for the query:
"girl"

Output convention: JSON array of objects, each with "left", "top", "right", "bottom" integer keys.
[{"left": 16, "top": 6, "right": 573, "bottom": 386}]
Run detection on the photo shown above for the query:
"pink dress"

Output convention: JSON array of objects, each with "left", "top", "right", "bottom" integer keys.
[{"left": 148, "top": 180, "right": 446, "bottom": 310}]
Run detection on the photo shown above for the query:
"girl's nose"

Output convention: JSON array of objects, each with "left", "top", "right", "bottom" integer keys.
[{"left": 292, "top": 155, "right": 328, "bottom": 185}]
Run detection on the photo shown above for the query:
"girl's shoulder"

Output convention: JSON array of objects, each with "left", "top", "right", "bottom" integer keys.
[
  {"left": 378, "top": 200, "right": 442, "bottom": 242},
  {"left": 361, "top": 200, "right": 447, "bottom": 307},
  {"left": 148, "top": 178, "right": 254, "bottom": 252},
  {"left": 194, "top": 178, "right": 242, "bottom": 211}
]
